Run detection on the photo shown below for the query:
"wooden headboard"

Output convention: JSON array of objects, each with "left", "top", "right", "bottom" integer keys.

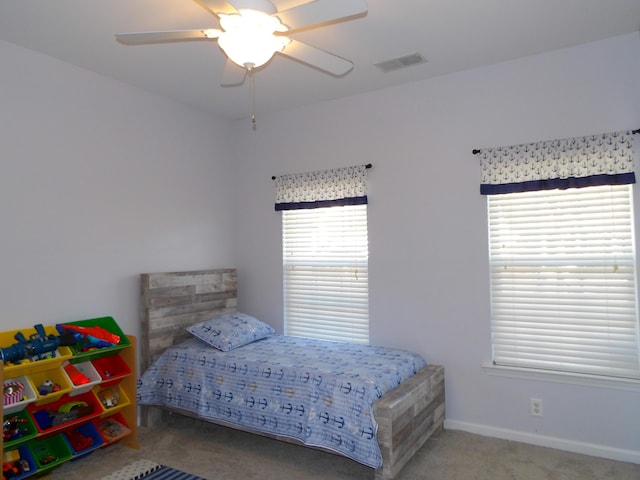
[{"left": 140, "top": 268, "right": 237, "bottom": 372}]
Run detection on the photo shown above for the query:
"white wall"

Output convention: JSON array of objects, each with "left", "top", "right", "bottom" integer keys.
[
  {"left": 0, "top": 40, "right": 237, "bottom": 339},
  {"left": 231, "top": 33, "right": 640, "bottom": 462}
]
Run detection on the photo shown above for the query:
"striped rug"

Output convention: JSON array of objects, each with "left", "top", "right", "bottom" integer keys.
[{"left": 100, "top": 459, "right": 206, "bottom": 480}]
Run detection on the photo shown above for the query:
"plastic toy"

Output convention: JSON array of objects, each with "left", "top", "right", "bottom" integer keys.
[
  {"left": 33, "top": 401, "right": 93, "bottom": 429},
  {"left": 38, "top": 454, "right": 57, "bottom": 465},
  {"left": 0, "top": 324, "right": 76, "bottom": 364},
  {"left": 37, "top": 380, "right": 61, "bottom": 396},
  {"left": 98, "top": 388, "right": 120, "bottom": 409},
  {"left": 2, "top": 450, "right": 30, "bottom": 480},
  {"left": 3, "top": 460, "right": 25, "bottom": 479},
  {"left": 96, "top": 418, "right": 129, "bottom": 442},
  {"left": 58, "top": 401, "right": 89, "bottom": 414},
  {"left": 65, "top": 428, "right": 93, "bottom": 451},
  {"left": 3, "top": 381, "right": 25, "bottom": 406},
  {"left": 3, "top": 416, "right": 28, "bottom": 442},
  {"left": 55, "top": 324, "right": 120, "bottom": 350},
  {"left": 63, "top": 363, "right": 90, "bottom": 385},
  {"left": 2, "top": 451, "right": 19, "bottom": 464}
]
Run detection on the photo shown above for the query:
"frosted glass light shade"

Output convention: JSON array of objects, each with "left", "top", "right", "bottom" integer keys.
[{"left": 218, "top": 9, "right": 289, "bottom": 69}]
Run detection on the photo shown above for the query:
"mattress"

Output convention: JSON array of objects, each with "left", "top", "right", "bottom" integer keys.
[{"left": 137, "top": 335, "right": 427, "bottom": 468}]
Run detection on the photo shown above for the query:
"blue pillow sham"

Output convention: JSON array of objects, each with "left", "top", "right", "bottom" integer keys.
[{"left": 187, "top": 312, "right": 275, "bottom": 352}]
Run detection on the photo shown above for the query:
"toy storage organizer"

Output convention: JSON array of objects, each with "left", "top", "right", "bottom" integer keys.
[{"left": 1, "top": 317, "right": 138, "bottom": 478}]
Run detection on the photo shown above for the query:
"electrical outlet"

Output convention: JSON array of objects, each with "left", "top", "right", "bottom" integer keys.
[{"left": 530, "top": 398, "right": 543, "bottom": 417}]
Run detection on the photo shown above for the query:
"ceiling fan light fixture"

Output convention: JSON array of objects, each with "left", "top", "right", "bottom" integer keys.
[
  {"left": 217, "top": 9, "right": 290, "bottom": 69},
  {"left": 202, "top": 29, "right": 222, "bottom": 38}
]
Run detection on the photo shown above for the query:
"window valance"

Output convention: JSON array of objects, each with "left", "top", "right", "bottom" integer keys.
[
  {"left": 478, "top": 130, "right": 636, "bottom": 195},
  {"left": 274, "top": 165, "right": 369, "bottom": 211}
]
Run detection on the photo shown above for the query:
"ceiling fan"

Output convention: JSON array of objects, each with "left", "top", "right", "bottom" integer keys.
[{"left": 115, "top": 0, "right": 368, "bottom": 87}]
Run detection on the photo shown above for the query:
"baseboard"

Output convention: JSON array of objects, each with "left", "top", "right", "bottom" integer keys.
[{"left": 444, "top": 419, "right": 640, "bottom": 465}]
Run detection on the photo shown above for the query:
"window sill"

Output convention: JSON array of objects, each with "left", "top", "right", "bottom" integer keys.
[{"left": 482, "top": 362, "right": 640, "bottom": 392}]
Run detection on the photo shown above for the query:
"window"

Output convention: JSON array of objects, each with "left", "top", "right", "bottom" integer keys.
[
  {"left": 487, "top": 184, "right": 640, "bottom": 379},
  {"left": 282, "top": 204, "right": 369, "bottom": 344}
]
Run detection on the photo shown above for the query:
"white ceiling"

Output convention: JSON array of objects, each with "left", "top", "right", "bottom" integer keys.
[{"left": 2, "top": 0, "right": 639, "bottom": 120}]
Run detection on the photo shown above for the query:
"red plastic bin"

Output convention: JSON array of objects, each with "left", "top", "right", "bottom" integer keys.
[
  {"left": 93, "top": 412, "right": 132, "bottom": 445},
  {"left": 28, "top": 390, "right": 103, "bottom": 434},
  {"left": 91, "top": 354, "right": 131, "bottom": 387}
]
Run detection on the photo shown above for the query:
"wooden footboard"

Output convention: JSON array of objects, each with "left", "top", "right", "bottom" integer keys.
[{"left": 374, "top": 364, "right": 445, "bottom": 479}]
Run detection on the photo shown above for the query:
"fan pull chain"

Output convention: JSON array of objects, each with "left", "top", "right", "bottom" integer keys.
[{"left": 250, "top": 69, "right": 257, "bottom": 131}]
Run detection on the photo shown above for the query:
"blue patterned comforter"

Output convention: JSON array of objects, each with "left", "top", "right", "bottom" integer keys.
[{"left": 137, "top": 335, "right": 427, "bottom": 468}]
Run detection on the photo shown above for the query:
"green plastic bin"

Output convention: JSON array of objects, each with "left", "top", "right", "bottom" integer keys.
[
  {"left": 3, "top": 408, "right": 38, "bottom": 449},
  {"left": 59, "top": 316, "right": 130, "bottom": 362},
  {"left": 27, "top": 433, "right": 73, "bottom": 472}
]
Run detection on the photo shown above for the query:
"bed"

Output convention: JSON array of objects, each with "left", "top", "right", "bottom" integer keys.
[{"left": 139, "top": 269, "right": 445, "bottom": 480}]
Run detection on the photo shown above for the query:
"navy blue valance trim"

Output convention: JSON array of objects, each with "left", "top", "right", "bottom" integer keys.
[
  {"left": 275, "top": 195, "right": 368, "bottom": 211},
  {"left": 481, "top": 172, "right": 636, "bottom": 195}
]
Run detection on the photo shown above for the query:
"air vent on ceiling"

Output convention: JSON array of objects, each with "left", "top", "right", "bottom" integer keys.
[{"left": 374, "top": 53, "right": 427, "bottom": 73}]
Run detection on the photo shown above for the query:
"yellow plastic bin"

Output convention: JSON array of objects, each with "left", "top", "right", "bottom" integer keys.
[
  {"left": 30, "top": 367, "right": 72, "bottom": 405},
  {"left": 0, "top": 326, "right": 73, "bottom": 378},
  {"left": 96, "top": 383, "right": 130, "bottom": 412}
]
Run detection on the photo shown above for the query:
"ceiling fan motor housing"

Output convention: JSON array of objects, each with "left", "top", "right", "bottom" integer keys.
[{"left": 229, "top": 0, "right": 277, "bottom": 15}]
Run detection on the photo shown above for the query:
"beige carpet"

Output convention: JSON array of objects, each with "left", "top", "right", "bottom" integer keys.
[{"left": 53, "top": 414, "right": 639, "bottom": 480}]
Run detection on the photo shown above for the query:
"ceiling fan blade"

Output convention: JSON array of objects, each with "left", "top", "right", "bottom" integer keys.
[
  {"left": 275, "top": 0, "right": 367, "bottom": 31},
  {"left": 115, "top": 30, "right": 217, "bottom": 45},
  {"left": 221, "top": 59, "right": 248, "bottom": 87},
  {"left": 193, "top": 0, "right": 238, "bottom": 16},
  {"left": 279, "top": 39, "right": 353, "bottom": 76}
]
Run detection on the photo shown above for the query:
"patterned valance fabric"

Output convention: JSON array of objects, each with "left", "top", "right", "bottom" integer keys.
[
  {"left": 275, "top": 165, "right": 368, "bottom": 211},
  {"left": 479, "top": 130, "right": 636, "bottom": 195}
]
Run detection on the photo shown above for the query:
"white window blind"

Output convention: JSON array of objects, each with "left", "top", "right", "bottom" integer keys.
[
  {"left": 488, "top": 184, "right": 640, "bottom": 378},
  {"left": 282, "top": 204, "right": 369, "bottom": 344}
]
